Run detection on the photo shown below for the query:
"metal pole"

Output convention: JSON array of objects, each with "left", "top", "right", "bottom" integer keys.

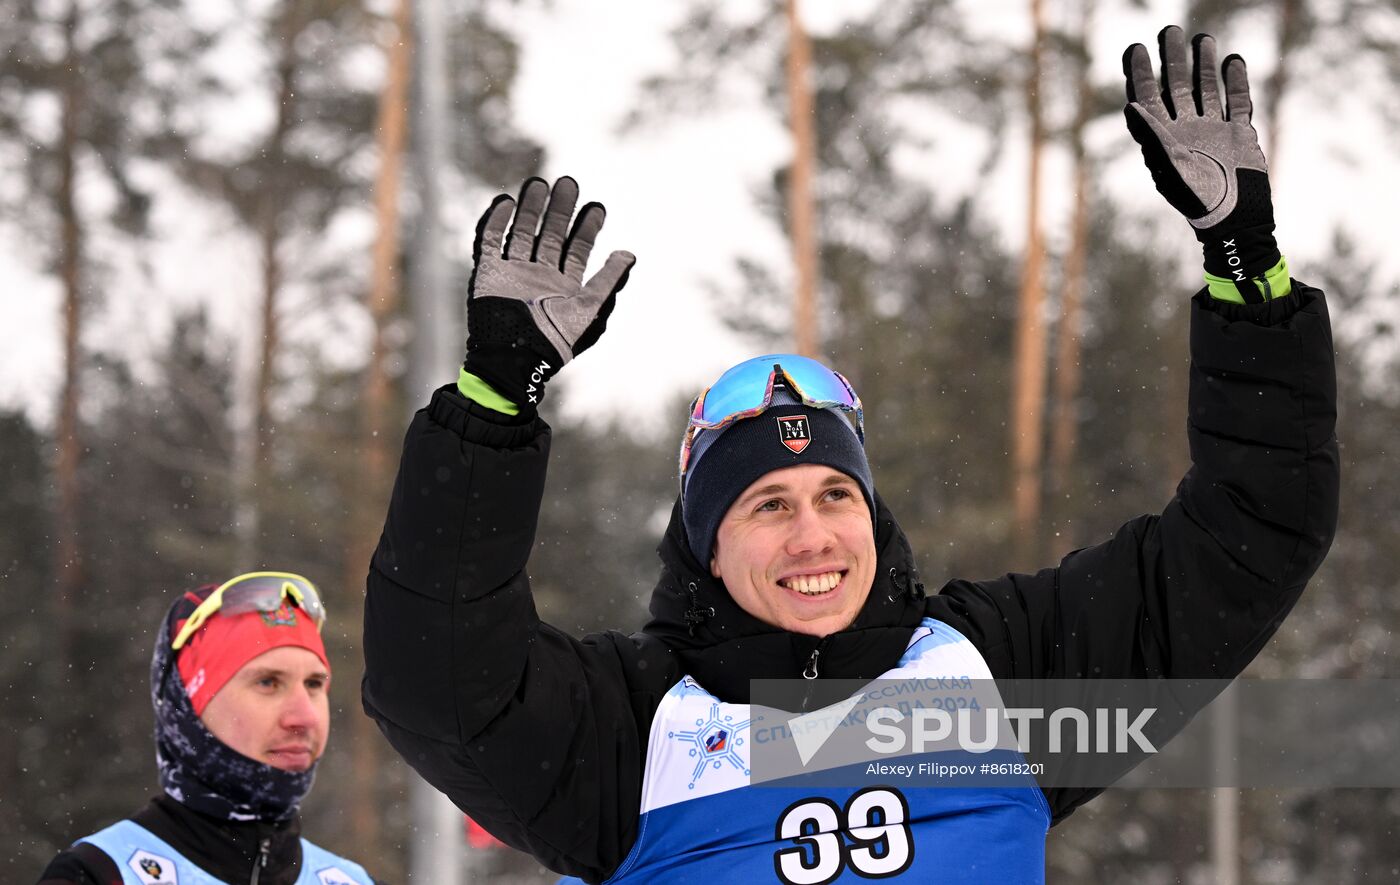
[
  {"left": 407, "top": 0, "right": 467, "bottom": 881},
  {"left": 409, "top": 771, "right": 466, "bottom": 885},
  {"left": 784, "top": 0, "right": 819, "bottom": 359},
  {"left": 1210, "top": 682, "right": 1240, "bottom": 885},
  {"left": 411, "top": 0, "right": 458, "bottom": 394}
]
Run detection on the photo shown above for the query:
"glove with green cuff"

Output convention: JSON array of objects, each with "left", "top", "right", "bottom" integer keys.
[
  {"left": 462, "top": 176, "right": 636, "bottom": 413},
  {"left": 1123, "top": 26, "right": 1288, "bottom": 303}
]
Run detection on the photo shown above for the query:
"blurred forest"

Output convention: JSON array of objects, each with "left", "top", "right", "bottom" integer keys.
[{"left": 2, "top": 0, "right": 1399, "bottom": 882}]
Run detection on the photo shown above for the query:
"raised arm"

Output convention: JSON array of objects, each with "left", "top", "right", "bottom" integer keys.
[
  {"left": 929, "top": 27, "right": 1340, "bottom": 816},
  {"left": 361, "top": 178, "right": 670, "bottom": 881}
]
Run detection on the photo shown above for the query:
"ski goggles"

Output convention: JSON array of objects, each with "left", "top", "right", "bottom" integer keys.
[
  {"left": 171, "top": 571, "right": 327, "bottom": 651},
  {"left": 678, "top": 353, "right": 864, "bottom": 478}
]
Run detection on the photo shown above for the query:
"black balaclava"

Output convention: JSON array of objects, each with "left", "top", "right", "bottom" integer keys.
[{"left": 151, "top": 589, "right": 317, "bottom": 822}]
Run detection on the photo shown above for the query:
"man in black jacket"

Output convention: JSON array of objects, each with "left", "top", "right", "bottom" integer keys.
[
  {"left": 363, "top": 27, "right": 1338, "bottom": 883},
  {"left": 40, "top": 574, "right": 382, "bottom": 885}
]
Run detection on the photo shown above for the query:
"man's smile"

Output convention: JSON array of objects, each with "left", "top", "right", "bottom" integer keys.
[{"left": 777, "top": 569, "right": 848, "bottom": 597}]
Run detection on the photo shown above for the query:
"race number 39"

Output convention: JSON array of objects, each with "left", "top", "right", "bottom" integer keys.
[{"left": 773, "top": 787, "right": 913, "bottom": 884}]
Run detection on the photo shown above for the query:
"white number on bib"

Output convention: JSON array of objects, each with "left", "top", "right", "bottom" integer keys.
[{"left": 774, "top": 788, "right": 913, "bottom": 883}]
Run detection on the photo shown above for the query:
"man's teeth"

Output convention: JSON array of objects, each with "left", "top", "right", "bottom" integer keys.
[{"left": 781, "top": 572, "right": 842, "bottom": 596}]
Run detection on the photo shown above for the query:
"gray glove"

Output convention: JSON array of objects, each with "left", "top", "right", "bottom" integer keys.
[
  {"left": 464, "top": 176, "right": 636, "bottom": 408},
  {"left": 1124, "top": 27, "right": 1279, "bottom": 289}
]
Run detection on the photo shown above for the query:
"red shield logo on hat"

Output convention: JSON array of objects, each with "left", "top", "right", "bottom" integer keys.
[
  {"left": 260, "top": 599, "right": 299, "bottom": 628},
  {"left": 776, "top": 414, "right": 812, "bottom": 454}
]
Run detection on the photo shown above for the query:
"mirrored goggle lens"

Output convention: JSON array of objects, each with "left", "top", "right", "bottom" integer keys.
[
  {"left": 218, "top": 575, "right": 326, "bottom": 627},
  {"left": 694, "top": 353, "right": 858, "bottom": 428}
]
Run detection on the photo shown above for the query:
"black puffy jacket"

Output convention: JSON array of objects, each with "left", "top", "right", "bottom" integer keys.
[{"left": 363, "top": 285, "right": 1338, "bottom": 883}]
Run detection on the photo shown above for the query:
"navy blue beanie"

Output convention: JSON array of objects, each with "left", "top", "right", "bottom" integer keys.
[{"left": 682, "top": 386, "right": 874, "bottom": 565}]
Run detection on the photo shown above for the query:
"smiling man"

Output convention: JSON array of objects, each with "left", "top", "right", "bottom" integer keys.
[
  {"left": 708, "top": 463, "right": 876, "bottom": 637},
  {"left": 39, "top": 574, "right": 381, "bottom": 885},
  {"left": 364, "top": 26, "right": 1339, "bottom": 885},
  {"left": 681, "top": 364, "right": 879, "bottom": 641}
]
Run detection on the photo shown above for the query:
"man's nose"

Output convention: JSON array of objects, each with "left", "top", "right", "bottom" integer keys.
[
  {"left": 279, "top": 687, "right": 319, "bottom": 732},
  {"left": 785, "top": 505, "right": 836, "bottom": 556}
]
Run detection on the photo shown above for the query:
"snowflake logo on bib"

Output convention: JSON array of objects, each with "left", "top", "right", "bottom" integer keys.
[{"left": 668, "top": 703, "right": 750, "bottom": 789}]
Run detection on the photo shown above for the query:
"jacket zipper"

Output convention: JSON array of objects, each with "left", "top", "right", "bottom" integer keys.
[
  {"left": 800, "top": 639, "right": 829, "bottom": 712},
  {"left": 249, "top": 836, "right": 270, "bottom": 885}
]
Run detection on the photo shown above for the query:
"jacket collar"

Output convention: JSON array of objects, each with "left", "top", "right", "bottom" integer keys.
[
  {"left": 643, "top": 493, "right": 927, "bottom": 703},
  {"left": 132, "top": 795, "right": 303, "bottom": 885}
]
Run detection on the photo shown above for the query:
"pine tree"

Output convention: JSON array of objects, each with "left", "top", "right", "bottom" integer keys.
[{"left": 0, "top": 0, "right": 207, "bottom": 686}]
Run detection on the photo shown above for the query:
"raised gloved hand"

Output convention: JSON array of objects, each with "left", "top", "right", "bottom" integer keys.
[
  {"left": 463, "top": 176, "right": 636, "bottom": 410},
  {"left": 1124, "top": 26, "right": 1282, "bottom": 301}
]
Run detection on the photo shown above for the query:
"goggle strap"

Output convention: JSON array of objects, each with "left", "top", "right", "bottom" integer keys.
[{"left": 171, "top": 590, "right": 223, "bottom": 651}]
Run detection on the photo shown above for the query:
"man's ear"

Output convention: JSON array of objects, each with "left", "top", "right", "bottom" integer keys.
[{"left": 709, "top": 543, "right": 721, "bottom": 580}]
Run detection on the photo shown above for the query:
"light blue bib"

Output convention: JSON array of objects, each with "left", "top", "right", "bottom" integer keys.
[{"left": 79, "top": 818, "right": 373, "bottom": 885}]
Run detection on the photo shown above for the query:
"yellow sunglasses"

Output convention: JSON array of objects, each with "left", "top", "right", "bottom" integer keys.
[{"left": 171, "top": 571, "right": 327, "bottom": 651}]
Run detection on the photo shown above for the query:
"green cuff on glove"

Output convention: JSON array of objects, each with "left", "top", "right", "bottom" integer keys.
[
  {"left": 457, "top": 368, "right": 521, "bottom": 416},
  {"left": 1205, "top": 254, "right": 1292, "bottom": 304}
]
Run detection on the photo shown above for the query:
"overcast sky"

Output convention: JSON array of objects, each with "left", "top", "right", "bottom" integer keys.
[{"left": 1, "top": 0, "right": 1394, "bottom": 436}]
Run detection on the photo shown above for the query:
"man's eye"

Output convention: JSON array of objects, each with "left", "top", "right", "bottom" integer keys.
[
  {"left": 306, "top": 678, "right": 327, "bottom": 692},
  {"left": 756, "top": 499, "right": 783, "bottom": 512},
  {"left": 258, "top": 677, "right": 279, "bottom": 689},
  {"left": 824, "top": 488, "right": 852, "bottom": 502}
]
